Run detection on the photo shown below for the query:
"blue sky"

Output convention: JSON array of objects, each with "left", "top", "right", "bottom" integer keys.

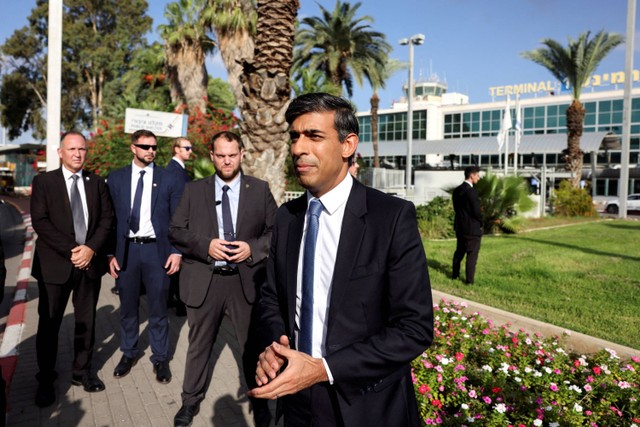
[{"left": 0, "top": 0, "right": 638, "bottom": 143}]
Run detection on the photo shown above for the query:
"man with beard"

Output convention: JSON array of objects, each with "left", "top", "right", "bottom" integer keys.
[
  {"left": 107, "top": 129, "right": 183, "bottom": 384},
  {"left": 169, "top": 131, "right": 277, "bottom": 427}
]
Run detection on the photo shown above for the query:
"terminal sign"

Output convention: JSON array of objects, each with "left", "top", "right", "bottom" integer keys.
[{"left": 124, "top": 108, "right": 188, "bottom": 138}]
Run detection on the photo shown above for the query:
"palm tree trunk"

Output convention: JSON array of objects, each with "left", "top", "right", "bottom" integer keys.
[
  {"left": 565, "top": 100, "right": 585, "bottom": 188},
  {"left": 370, "top": 92, "right": 380, "bottom": 168},
  {"left": 238, "top": 0, "right": 299, "bottom": 204}
]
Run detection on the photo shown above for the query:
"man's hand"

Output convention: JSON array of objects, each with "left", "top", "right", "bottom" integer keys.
[
  {"left": 248, "top": 339, "right": 328, "bottom": 400},
  {"left": 108, "top": 256, "right": 120, "bottom": 279},
  {"left": 165, "top": 254, "right": 182, "bottom": 275},
  {"left": 207, "top": 238, "right": 250, "bottom": 263},
  {"left": 71, "top": 245, "right": 94, "bottom": 270},
  {"left": 256, "top": 335, "right": 290, "bottom": 385}
]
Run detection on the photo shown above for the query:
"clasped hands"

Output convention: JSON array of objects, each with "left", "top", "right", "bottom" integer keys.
[
  {"left": 248, "top": 335, "right": 328, "bottom": 400},
  {"left": 70, "top": 245, "right": 94, "bottom": 270},
  {"left": 208, "top": 238, "right": 251, "bottom": 263}
]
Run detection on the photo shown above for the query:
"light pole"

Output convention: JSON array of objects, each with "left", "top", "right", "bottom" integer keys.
[{"left": 399, "top": 34, "right": 425, "bottom": 193}]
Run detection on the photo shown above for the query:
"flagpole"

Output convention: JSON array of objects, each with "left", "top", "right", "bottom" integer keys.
[
  {"left": 514, "top": 94, "right": 521, "bottom": 175},
  {"left": 504, "top": 130, "right": 509, "bottom": 175}
]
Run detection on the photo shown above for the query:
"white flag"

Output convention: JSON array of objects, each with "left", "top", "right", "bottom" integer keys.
[
  {"left": 514, "top": 95, "right": 522, "bottom": 148},
  {"left": 497, "top": 96, "right": 512, "bottom": 150}
]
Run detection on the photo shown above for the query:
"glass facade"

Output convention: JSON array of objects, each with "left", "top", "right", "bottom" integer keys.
[{"left": 358, "top": 110, "right": 427, "bottom": 143}]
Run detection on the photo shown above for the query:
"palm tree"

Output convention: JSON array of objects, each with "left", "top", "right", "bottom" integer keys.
[
  {"left": 291, "top": 68, "right": 342, "bottom": 97},
  {"left": 206, "top": 0, "right": 298, "bottom": 203},
  {"left": 158, "top": 0, "right": 216, "bottom": 114},
  {"left": 522, "top": 30, "right": 623, "bottom": 188},
  {"left": 369, "top": 59, "right": 405, "bottom": 168},
  {"left": 293, "top": 0, "right": 391, "bottom": 97}
]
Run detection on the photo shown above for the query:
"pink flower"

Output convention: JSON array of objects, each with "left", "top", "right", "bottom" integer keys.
[
  {"left": 482, "top": 396, "right": 492, "bottom": 404},
  {"left": 631, "top": 356, "right": 640, "bottom": 363},
  {"left": 586, "top": 376, "right": 594, "bottom": 383},
  {"left": 469, "top": 390, "right": 477, "bottom": 398},
  {"left": 418, "top": 384, "right": 429, "bottom": 394},
  {"left": 549, "top": 383, "right": 558, "bottom": 392}
]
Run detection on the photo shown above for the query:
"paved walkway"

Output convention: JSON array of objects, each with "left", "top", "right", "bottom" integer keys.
[{"left": 0, "top": 195, "right": 273, "bottom": 426}]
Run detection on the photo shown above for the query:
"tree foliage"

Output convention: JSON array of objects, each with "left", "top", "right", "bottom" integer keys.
[
  {"left": 0, "top": 0, "right": 151, "bottom": 140},
  {"left": 550, "top": 180, "right": 598, "bottom": 217},
  {"left": 293, "top": 0, "right": 391, "bottom": 97},
  {"left": 521, "top": 31, "right": 623, "bottom": 188}
]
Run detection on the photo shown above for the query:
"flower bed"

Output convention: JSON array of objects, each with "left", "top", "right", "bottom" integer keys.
[{"left": 412, "top": 299, "right": 639, "bottom": 426}]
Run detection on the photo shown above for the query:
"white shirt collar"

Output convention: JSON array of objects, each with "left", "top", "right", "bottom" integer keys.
[
  {"left": 215, "top": 173, "right": 241, "bottom": 192},
  {"left": 61, "top": 166, "right": 82, "bottom": 180},
  {"left": 132, "top": 161, "right": 154, "bottom": 174},
  {"left": 308, "top": 173, "right": 353, "bottom": 215},
  {"left": 172, "top": 156, "right": 185, "bottom": 168}
]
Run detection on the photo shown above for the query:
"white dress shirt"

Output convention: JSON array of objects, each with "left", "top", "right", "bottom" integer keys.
[
  {"left": 129, "top": 162, "right": 156, "bottom": 238},
  {"left": 62, "top": 166, "right": 89, "bottom": 227},
  {"left": 295, "top": 173, "right": 353, "bottom": 380}
]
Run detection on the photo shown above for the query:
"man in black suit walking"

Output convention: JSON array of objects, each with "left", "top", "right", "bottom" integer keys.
[
  {"left": 169, "top": 131, "right": 277, "bottom": 427},
  {"left": 249, "top": 93, "right": 433, "bottom": 427},
  {"left": 30, "top": 131, "right": 113, "bottom": 407},
  {"left": 452, "top": 165, "right": 483, "bottom": 285}
]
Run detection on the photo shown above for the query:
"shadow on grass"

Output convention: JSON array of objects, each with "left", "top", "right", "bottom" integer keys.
[
  {"left": 516, "top": 235, "right": 640, "bottom": 263},
  {"left": 601, "top": 221, "right": 640, "bottom": 231},
  {"left": 427, "top": 258, "right": 452, "bottom": 277}
]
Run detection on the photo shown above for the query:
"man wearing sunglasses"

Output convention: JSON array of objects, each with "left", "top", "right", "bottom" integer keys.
[
  {"left": 165, "top": 137, "right": 192, "bottom": 316},
  {"left": 107, "top": 129, "right": 185, "bottom": 384}
]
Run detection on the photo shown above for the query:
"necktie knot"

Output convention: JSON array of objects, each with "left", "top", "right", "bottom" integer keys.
[
  {"left": 309, "top": 199, "right": 323, "bottom": 218},
  {"left": 223, "top": 184, "right": 230, "bottom": 193},
  {"left": 71, "top": 174, "right": 79, "bottom": 182},
  {"left": 139, "top": 170, "right": 146, "bottom": 178}
]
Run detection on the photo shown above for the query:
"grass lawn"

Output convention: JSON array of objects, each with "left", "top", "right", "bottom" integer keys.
[{"left": 424, "top": 218, "right": 640, "bottom": 349}]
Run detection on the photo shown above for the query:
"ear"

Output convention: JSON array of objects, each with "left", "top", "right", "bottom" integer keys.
[
  {"left": 130, "top": 144, "right": 136, "bottom": 155},
  {"left": 341, "top": 133, "right": 358, "bottom": 161}
]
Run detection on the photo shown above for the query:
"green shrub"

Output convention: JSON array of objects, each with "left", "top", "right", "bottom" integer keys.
[
  {"left": 551, "top": 180, "right": 598, "bottom": 217},
  {"left": 475, "top": 171, "right": 536, "bottom": 234},
  {"left": 416, "top": 197, "right": 455, "bottom": 240}
]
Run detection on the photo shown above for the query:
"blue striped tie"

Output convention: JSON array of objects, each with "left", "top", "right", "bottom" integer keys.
[{"left": 300, "top": 199, "right": 323, "bottom": 355}]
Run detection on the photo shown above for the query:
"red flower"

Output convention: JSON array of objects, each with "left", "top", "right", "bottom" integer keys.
[
  {"left": 418, "top": 384, "right": 429, "bottom": 394},
  {"left": 455, "top": 352, "right": 465, "bottom": 361},
  {"left": 431, "top": 399, "right": 442, "bottom": 408},
  {"left": 593, "top": 366, "right": 602, "bottom": 375},
  {"left": 492, "top": 387, "right": 502, "bottom": 394}
]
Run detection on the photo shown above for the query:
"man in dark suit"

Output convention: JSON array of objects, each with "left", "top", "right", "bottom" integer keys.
[
  {"left": 452, "top": 165, "right": 483, "bottom": 285},
  {"left": 30, "top": 131, "right": 113, "bottom": 407},
  {"left": 169, "top": 131, "right": 277, "bottom": 427},
  {"left": 165, "top": 137, "right": 192, "bottom": 183},
  {"left": 107, "top": 129, "right": 183, "bottom": 384},
  {"left": 249, "top": 93, "right": 433, "bottom": 427},
  {"left": 165, "top": 137, "right": 192, "bottom": 316}
]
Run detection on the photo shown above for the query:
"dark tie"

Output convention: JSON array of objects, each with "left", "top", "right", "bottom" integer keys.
[
  {"left": 130, "top": 170, "right": 145, "bottom": 234},
  {"left": 70, "top": 174, "right": 86, "bottom": 245},
  {"left": 221, "top": 185, "right": 236, "bottom": 268},
  {"left": 300, "top": 199, "right": 323, "bottom": 355}
]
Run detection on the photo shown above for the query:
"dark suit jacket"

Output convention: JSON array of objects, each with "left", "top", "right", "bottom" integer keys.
[
  {"left": 258, "top": 179, "right": 433, "bottom": 426},
  {"left": 107, "top": 164, "right": 183, "bottom": 269},
  {"left": 452, "top": 181, "right": 483, "bottom": 236},
  {"left": 165, "top": 158, "right": 190, "bottom": 184},
  {"left": 169, "top": 174, "right": 277, "bottom": 306},
  {"left": 31, "top": 168, "right": 113, "bottom": 284}
]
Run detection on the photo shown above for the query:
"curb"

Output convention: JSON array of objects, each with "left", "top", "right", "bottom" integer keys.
[
  {"left": 0, "top": 213, "right": 33, "bottom": 401},
  {"left": 432, "top": 289, "right": 640, "bottom": 359}
]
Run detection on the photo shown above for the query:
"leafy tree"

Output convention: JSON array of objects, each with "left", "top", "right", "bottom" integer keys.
[
  {"left": 522, "top": 31, "right": 623, "bottom": 188},
  {"left": 158, "top": 0, "right": 215, "bottom": 114},
  {"left": 551, "top": 180, "right": 598, "bottom": 217},
  {"left": 293, "top": 0, "right": 391, "bottom": 97},
  {"left": 0, "top": 0, "right": 151, "bottom": 139},
  {"left": 474, "top": 170, "right": 536, "bottom": 234},
  {"left": 208, "top": 77, "right": 237, "bottom": 112}
]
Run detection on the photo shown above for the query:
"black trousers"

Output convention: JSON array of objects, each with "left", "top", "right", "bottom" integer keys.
[
  {"left": 452, "top": 234, "right": 482, "bottom": 284},
  {"left": 181, "top": 272, "right": 268, "bottom": 417},
  {"left": 36, "top": 269, "right": 101, "bottom": 383}
]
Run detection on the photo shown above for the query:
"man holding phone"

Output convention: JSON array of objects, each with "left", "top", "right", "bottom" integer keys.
[{"left": 169, "top": 131, "right": 277, "bottom": 427}]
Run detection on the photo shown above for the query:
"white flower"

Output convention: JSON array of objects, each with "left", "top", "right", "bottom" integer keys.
[
  {"left": 524, "top": 367, "right": 533, "bottom": 373},
  {"left": 494, "top": 403, "right": 507, "bottom": 414},
  {"left": 440, "top": 357, "right": 451, "bottom": 365},
  {"left": 533, "top": 420, "right": 543, "bottom": 426},
  {"left": 461, "top": 403, "right": 469, "bottom": 410},
  {"left": 481, "top": 365, "right": 493, "bottom": 372},
  {"left": 605, "top": 348, "right": 620, "bottom": 360},
  {"left": 550, "top": 423, "right": 559, "bottom": 427},
  {"left": 533, "top": 371, "right": 542, "bottom": 378},
  {"left": 545, "top": 406, "right": 552, "bottom": 411},
  {"left": 514, "top": 377, "right": 522, "bottom": 383},
  {"left": 467, "top": 417, "right": 475, "bottom": 423},
  {"left": 544, "top": 367, "right": 552, "bottom": 374},
  {"left": 568, "top": 385, "right": 582, "bottom": 394},
  {"left": 573, "top": 403, "right": 583, "bottom": 412},
  {"left": 618, "top": 381, "right": 631, "bottom": 389}
]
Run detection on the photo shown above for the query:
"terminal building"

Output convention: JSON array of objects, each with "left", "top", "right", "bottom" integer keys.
[{"left": 355, "top": 72, "right": 640, "bottom": 204}]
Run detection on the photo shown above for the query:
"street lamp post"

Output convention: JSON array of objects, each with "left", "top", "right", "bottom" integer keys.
[{"left": 399, "top": 34, "right": 425, "bottom": 194}]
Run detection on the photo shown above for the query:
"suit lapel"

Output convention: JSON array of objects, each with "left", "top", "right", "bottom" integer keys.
[
  {"left": 54, "top": 168, "right": 74, "bottom": 230},
  {"left": 286, "top": 196, "right": 306, "bottom": 333},
  {"left": 204, "top": 175, "right": 219, "bottom": 237},
  {"left": 236, "top": 174, "right": 250, "bottom": 238},
  {"left": 151, "top": 165, "right": 161, "bottom": 215},
  {"left": 327, "top": 182, "right": 367, "bottom": 335}
]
